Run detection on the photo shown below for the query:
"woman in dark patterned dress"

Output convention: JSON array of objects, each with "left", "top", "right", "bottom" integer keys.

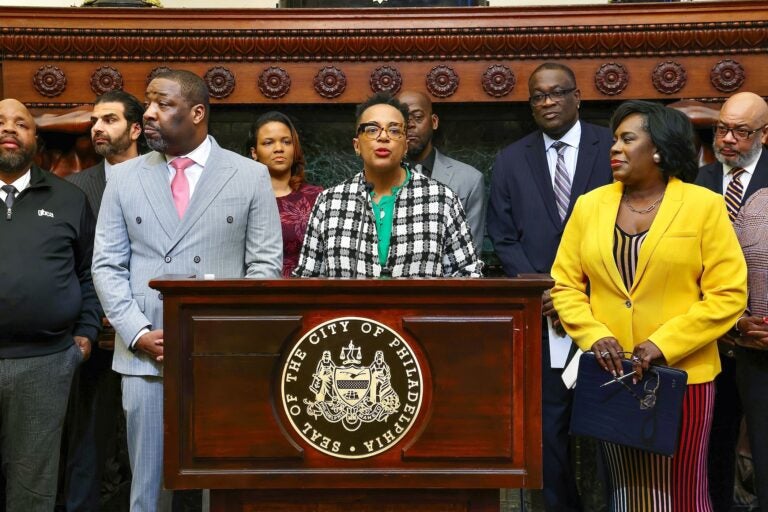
[{"left": 250, "top": 112, "right": 322, "bottom": 277}]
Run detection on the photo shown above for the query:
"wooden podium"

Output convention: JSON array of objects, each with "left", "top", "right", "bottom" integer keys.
[{"left": 150, "top": 277, "right": 551, "bottom": 512}]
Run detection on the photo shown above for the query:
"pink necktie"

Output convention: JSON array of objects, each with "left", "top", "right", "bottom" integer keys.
[{"left": 170, "top": 157, "right": 194, "bottom": 218}]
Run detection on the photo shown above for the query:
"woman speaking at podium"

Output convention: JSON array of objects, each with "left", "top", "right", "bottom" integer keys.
[{"left": 292, "top": 93, "right": 481, "bottom": 278}]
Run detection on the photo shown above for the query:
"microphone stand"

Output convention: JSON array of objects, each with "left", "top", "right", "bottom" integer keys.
[{"left": 351, "top": 178, "right": 374, "bottom": 279}]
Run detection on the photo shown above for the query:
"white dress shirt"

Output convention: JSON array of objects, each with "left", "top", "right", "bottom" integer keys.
[
  {"left": 720, "top": 147, "right": 761, "bottom": 197},
  {"left": 543, "top": 120, "right": 582, "bottom": 190}
]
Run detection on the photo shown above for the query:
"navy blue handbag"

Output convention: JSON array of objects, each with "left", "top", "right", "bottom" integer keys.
[{"left": 569, "top": 352, "right": 688, "bottom": 457}]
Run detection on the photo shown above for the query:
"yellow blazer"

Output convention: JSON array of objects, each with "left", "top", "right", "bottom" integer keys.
[{"left": 551, "top": 177, "right": 747, "bottom": 384}]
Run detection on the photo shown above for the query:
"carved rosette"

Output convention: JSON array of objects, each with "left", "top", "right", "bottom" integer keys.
[
  {"left": 370, "top": 66, "right": 402, "bottom": 95},
  {"left": 146, "top": 66, "right": 172, "bottom": 85},
  {"left": 594, "top": 62, "right": 629, "bottom": 96},
  {"left": 710, "top": 59, "right": 745, "bottom": 93},
  {"left": 90, "top": 66, "right": 123, "bottom": 95},
  {"left": 313, "top": 66, "right": 347, "bottom": 99},
  {"left": 652, "top": 61, "right": 687, "bottom": 94},
  {"left": 33, "top": 65, "right": 67, "bottom": 98},
  {"left": 204, "top": 66, "right": 235, "bottom": 99},
  {"left": 426, "top": 65, "right": 459, "bottom": 98},
  {"left": 258, "top": 67, "right": 291, "bottom": 99},
  {"left": 481, "top": 64, "right": 515, "bottom": 98}
]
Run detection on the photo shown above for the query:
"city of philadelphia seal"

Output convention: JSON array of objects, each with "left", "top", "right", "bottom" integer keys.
[{"left": 280, "top": 317, "right": 423, "bottom": 459}]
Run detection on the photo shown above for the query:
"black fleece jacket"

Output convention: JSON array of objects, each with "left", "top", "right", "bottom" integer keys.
[{"left": 0, "top": 166, "right": 100, "bottom": 357}]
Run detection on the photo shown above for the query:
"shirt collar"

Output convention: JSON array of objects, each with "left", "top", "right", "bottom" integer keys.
[
  {"left": 165, "top": 135, "right": 212, "bottom": 168},
  {"left": 370, "top": 167, "right": 412, "bottom": 199},
  {"left": 409, "top": 147, "right": 436, "bottom": 177},
  {"left": 0, "top": 169, "right": 31, "bottom": 193},
  {"left": 721, "top": 147, "right": 762, "bottom": 177},
  {"left": 543, "top": 120, "right": 582, "bottom": 151}
]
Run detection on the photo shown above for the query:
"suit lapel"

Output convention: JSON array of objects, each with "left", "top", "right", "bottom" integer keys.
[
  {"left": 569, "top": 124, "right": 601, "bottom": 211},
  {"left": 744, "top": 150, "right": 768, "bottom": 200},
  {"left": 630, "top": 177, "right": 684, "bottom": 294},
  {"left": 526, "top": 133, "right": 561, "bottom": 227},
  {"left": 701, "top": 164, "right": 724, "bottom": 194},
  {"left": 598, "top": 182, "right": 628, "bottom": 295},
  {"left": 138, "top": 152, "right": 179, "bottom": 240},
  {"left": 91, "top": 162, "right": 107, "bottom": 214},
  {"left": 169, "top": 140, "right": 236, "bottom": 248},
  {"left": 431, "top": 150, "right": 453, "bottom": 186}
]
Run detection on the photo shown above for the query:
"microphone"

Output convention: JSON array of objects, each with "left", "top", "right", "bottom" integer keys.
[{"left": 351, "top": 179, "right": 375, "bottom": 279}]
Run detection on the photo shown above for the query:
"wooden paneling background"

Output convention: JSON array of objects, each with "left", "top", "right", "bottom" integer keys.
[{"left": 0, "top": 1, "right": 766, "bottom": 109}]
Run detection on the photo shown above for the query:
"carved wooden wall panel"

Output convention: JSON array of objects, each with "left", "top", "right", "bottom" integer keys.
[{"left": 0, "top": 2, "right": 766, "bottom": 107}]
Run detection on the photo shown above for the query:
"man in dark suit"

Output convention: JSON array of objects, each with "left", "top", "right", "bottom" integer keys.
[
  {"left": 695, "top": 91, "right": 768, "bottom": 512},
  {"left": 487, "top": 62, "right": 613, "bottom": 512},
  {"left": 398, "top": 90, "right": 486, "bottom": 255},
  {"left": 63, "top": 90, "right": 143, "bottom": 512}
]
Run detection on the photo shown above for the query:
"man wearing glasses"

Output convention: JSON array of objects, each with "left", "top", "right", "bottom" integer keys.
[
  {"left": 293, "top": 92, "right": 481, "bottom": 278},
  {"left": 486, "top": 62, "right": 613, "bottom": 511},
  {"left": 695, "top": 91, "right": 768, "bottom": 512}
]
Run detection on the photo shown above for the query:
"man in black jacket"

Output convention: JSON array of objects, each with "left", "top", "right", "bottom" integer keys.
[
  {"left": 0, "top": 98, "right": 100, "bottom": 511},
  {"left": 62, "top": 90, "right": 143, "bottom": 512}
]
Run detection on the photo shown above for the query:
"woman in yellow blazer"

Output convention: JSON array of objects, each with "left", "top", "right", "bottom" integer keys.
[{"left": 551, "top": 100, "right": 747, "bottom": 512}]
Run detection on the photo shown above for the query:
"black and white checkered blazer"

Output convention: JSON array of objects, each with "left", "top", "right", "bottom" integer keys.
[{"left": 293, "top": 170, "right": 482, "bottom": 278}]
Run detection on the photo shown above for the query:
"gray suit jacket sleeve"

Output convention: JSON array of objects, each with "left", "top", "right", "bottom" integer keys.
[
  {"left": 92, "top": 166, "right": 151, "bottom": 347},
  {"left": 244, "top": 161, "right": 283, "bottom": 278}
]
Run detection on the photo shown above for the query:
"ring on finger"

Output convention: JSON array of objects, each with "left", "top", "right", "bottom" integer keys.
[{"left": 600, "top": 351, "right": 610, "bottom": 358}]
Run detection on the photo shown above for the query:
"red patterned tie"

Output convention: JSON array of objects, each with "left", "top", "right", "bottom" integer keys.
[
  {"left": 724, "top": 167, "right": 746, "bottom": 223},
  {"left": 170, "top": 157, "right": 194, "bottom": 218}
]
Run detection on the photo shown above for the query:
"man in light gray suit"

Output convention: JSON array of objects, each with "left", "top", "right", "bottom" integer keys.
[
  {"left": 398, "top": 90, "right": 486, "bottom": 254},
  {"left": 92, "top": 69, "right": 282, "bottom": 512}
]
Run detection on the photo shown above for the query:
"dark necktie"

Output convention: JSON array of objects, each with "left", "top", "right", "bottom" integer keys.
[
  {"left": 2, "top": 185, "right": 17, "bottom": 220},
  {"left": 551, "top": 141, "right": 572, "bottom": 221},
  {"left": 2, "top": 184, "right": 17, "bottom": 209},
  {"left": 724, "top": 167, "right": 746, "bottom": 222}
]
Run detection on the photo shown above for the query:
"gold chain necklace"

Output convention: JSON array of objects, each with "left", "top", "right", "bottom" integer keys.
[{"left": 623, "top": 191, "right": 665, "bottom": 214}]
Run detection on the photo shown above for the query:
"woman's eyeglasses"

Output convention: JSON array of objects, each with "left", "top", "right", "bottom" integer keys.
[{"left": 357, "top": 123, "right": 406, "bottom": 141}]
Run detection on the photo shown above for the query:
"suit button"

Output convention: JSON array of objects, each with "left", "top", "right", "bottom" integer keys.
[
  {"left": 158, "top": 293, "right": 163, "bottom": 300},
  {"left": 625, "top": 300, "right": 632, "bottom": 308},
  {"left": 194, "top": 256, "right": 201, "bottom": 263},
  {"left": 165, "top": 256, "right": 172, "bottom": 263},
  {"left": 226, "top": 216, "right": 234, "bottom": 224},
  {"left": 136, "top": 217, "right": 142, "bottom": 224}
]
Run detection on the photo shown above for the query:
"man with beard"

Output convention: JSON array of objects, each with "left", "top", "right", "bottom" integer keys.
[
  {"left": 695, "top": 91, "right": 768, "bottom": 512},
  {"left": 61, "top": 90, "right": 143, "bottom": 512},
  {"left": 92, "top": 69, "right": 282, "bottom": 512},
  {"left": 486, "top": 63, "right": 613, "bottom": 512},
  {"left": 0, "top": 98, "right": 100, "bottom": 510},
  {"left": 397, "top": 90, "right": 486, "bottom": 255}
]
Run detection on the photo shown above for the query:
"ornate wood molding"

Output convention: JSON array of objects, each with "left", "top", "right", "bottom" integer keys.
[
  {"left": 2, "top": 21, "right": 766, "bottom": 63},
  {"left": 1, "top": 2, "right": 766, "bottom": 105}
]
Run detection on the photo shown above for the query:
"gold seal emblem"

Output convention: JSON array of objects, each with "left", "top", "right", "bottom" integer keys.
[{"left": 281, "top": 317, "right": 423, "bottom": 459}]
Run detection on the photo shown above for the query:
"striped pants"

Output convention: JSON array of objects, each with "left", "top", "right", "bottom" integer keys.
[{"left": 602, "top": 381, "right": 714, "bottom": 512}]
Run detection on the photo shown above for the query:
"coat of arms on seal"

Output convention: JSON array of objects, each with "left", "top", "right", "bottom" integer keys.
[{"left": 281, "top": 317, "right": 423, "bottom": 459}]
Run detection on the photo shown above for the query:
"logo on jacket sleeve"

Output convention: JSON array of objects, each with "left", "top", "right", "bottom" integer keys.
[{"left": 281, "top": 317, "right": 423, "bottom": 459}]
